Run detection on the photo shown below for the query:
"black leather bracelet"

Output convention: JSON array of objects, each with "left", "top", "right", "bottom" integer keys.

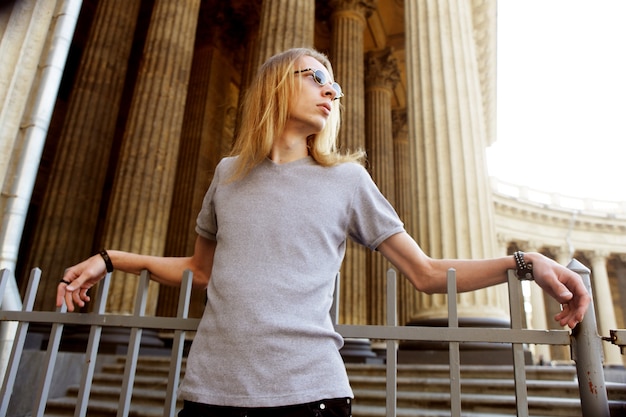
[
  {"left": 99, "top": 250, "right": 114, "bottom": 273},
  {"left": 513, "top": 251, "right": 534, "bottom": 280}
]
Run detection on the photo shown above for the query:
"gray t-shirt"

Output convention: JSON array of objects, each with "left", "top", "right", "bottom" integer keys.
[{"left": 178, "top": 156, "right": 405, "bottom": 407}]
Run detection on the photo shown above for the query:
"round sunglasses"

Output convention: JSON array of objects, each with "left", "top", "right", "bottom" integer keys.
[{"left": 294, "top": 68, "right": 344, "bottom": 100}]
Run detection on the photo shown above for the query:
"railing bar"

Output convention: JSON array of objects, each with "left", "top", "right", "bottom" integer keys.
[
  {"left": 33, "top": 303, "right": 67, "bottom": 417},
  {"left": 0, "top": 311, "right": 201, "bottom": 330},
  {"left": 74, "top": 272, "right": 111, "bottom": 417},
  {"left": 0, "top": 309, "right": 573, "bottom": 344},
  {"left": 512, "top": 343, "right": 528, "bottom": 415},
  {"left": 164, "top": 270, "right": 194, "bottom": 417},
  {"left": 334, "top": 324, "right": 571, "bottom": 344},
  {"left": 117, "top": 270, "right": 150, "bottom": 417},
  {"left": 385, "top": 269, "right": 397, "bottom": 417},
  {"left": 447, "top": 269, "right": 461, "bottom": 417},
  {"left": 0, "top": 268, "right": 41, "bottom": 417},
  {"left": 507, "top": 271, "right": 529, "bottom": 417},
  {"left": 568, "top": 259, "right": 610, "bottom": 417}
]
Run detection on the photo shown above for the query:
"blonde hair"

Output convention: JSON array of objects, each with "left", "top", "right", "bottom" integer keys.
[{"left": 228, "top": 47, "right": 365, "bottom": 181}]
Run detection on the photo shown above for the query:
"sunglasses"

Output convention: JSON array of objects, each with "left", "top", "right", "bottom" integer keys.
[{"left": 294, "top": 68, "right": 344, "bottom": 100}]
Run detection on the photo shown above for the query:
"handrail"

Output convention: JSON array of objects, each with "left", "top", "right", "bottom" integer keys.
[
  {"left": 569, "top": 259, "right": 610, "bottom": 416},
  {"left": 0, "top": 262, "right": 613, "bottom": 417}
]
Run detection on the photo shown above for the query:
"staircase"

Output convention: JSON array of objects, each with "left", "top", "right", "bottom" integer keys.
[
  {"left": 42, "top": 356, "right": 626, "bottom": 417},
  {"left": 348, "top": 363, "right": 626, "bottom": 416}
]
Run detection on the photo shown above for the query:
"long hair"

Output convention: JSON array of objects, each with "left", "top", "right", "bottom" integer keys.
[{"left": 228, "top": 48, "right": 365, "bottom": 181}]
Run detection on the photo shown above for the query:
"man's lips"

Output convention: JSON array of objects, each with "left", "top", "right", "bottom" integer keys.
[{"left": 319, "top": 102, "right": 331, "bottom": 114}]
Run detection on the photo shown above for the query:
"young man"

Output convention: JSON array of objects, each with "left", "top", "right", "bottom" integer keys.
[{"left": 58, "top": 48, "right": 589, "bottom": 417}]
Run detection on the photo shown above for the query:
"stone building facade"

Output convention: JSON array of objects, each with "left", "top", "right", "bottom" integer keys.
[{"left": 1, "top": 0, "right": 625, "bottom": 366}]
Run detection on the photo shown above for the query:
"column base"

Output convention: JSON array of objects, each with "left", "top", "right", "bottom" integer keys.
[
  {"left": 398, "top": 317, "right": 533, "bottom": 365},
  {"left": 340, "top": 338, "right": 383, "bottom": 363}
]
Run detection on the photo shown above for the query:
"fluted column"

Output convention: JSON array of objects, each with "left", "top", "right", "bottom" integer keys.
[
  {"left": 159, "top": 5, "right": 255, "bottom": 318},
  {"left": 549, "top": 247, "right": 574, "bottom": 361},
  {"left": 103, "top": 0, "right": 200, "bottom": 314},
  {"left": 236, "top": 0, "right": 313, "bottom": 136},
  {"left": 404, "top": 0, "right": 506, "bottom": 322},
  {"left": 393, "top": 109, "right": 419, "bottom": 326},
  {"left": 329, "top": 0, "right": 375, "bottom": 325},
  {"left": 0, "top": 0, "right": 57, "bottom": 187},
  {"left": 589, "top": 251, "right": 622, "bottom": 365},
  {"left": 526, "top": 243, "right": 551, "bottom": 364},
  {"left": 365, "top": 47, "right": 400, "bottom": 325},
  {"left": 529, "top": 278, "right": 551, "bottom": 363},
  {"left": 22, "top": 0, "right": 141, "bottom": 312},
  {"left": 252, "top": 0, "right": 315, "bottom": 71},
  {"left": 471, "top": 0, "right": 497, "bottom": 146}
]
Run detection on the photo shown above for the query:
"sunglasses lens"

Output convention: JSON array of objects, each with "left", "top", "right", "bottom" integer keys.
[
  {"left": 313, "top": 70, "right": 328, "bottom": 86},
  {"left": 306, "top": 69, "right": 343, "bottom": 99},
  {"left": 331, "top": 83, "right": 343, "bottom": 98}
]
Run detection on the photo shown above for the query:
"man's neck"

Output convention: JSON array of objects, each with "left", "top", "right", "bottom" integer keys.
[{"left": 269, "top": 135, "right": 309, "bottom": 164}]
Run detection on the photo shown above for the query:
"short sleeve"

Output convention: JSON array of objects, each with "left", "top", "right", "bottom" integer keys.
[
  {"left": 347, "top": 168, "right": 405, "bottom": 250},
  {"left": 195, "top": 164, "right": 222, "bottom": 241}
]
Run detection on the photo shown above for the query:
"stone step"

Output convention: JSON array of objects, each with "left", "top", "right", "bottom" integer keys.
[
  {"left": 346, "top": 363, "right": 579, "bottom": 381},
  {"left": 352, "top": 404, "right": 557, "bottom": 417},
  {"left": 91, "top": 372, "right": 172, "bottom": 389},
  {"left": 346, "top": 364, "right": 626, "bottom": 402},
  {"left": 354, "top": 401, "right": 626, "bottom": 417},
  {"left": 100, "top": 362, "right": 176, "bottom": 379},
  {"left": 44, "top": 397, "right": 168, "bottom": 417},
  {"left": 63, "top": 385, "right": 179, "bottom": 408},
  {"left": 112, "top": 357, "right": 582, "bottom": 383},
  {"left": 349, "top": 374, "right": 583, "bottom": 397},
  {"left": 41, "top": 356, "right": 626, "bottom": 417},
  {"left": 353, "top": 389, "right": 584, "bottom": 416}
]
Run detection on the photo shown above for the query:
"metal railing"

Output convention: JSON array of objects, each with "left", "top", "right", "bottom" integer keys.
[{"left": 0, "top": 259, "right": 613, "bottom": 417}]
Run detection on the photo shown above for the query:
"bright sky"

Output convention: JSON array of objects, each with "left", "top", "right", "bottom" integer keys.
[{"left": 487, "top": 0, "right": 626, "bottom": 203}]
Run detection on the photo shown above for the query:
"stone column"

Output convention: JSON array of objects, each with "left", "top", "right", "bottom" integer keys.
[
  {"left": 103, "top": 0, "right": 200, "bottom": 314},
  {"left": 526, "top": 243, "right": 551, "bottom": 364},
  {"left": 22, "top": 0, "right": 141, "bottom": 312},
  {"left": 159, "top": 3, "right": 252, "bottom": 318},
  {"left": 236, "top": 0, "right": 312, "bottom": 135},
  {"left": 612, "top": 256, "right": 626, "bottom": 330},
  {"left": 471, "top": 0, "right": 497, "bottom": 146},
  {"left": 589, "top": 251, "right": 622, "bottom": 365},
  {"left": 549, "top": 247, "right": 574, "bottom": 361},
  {"left": 364, "top": 47, "right": 400, "bottom": 325},
  {"left": 529, "top": 278, "right": 551, "bottom": 364},
  {"left": 393, "top": 109, "right": 418, "bottom": 326},
  {"left": 329, "top": 0, "right": 375, "bottom": 325},
  {"left": 252, "top": 0, "right": 315, "bottom": 71},
  {"left": 404, "top": 0, "right": 506, "bottom": 322},
  {"left": 0, "top": 0, "right": 57, "bottom": 187}
]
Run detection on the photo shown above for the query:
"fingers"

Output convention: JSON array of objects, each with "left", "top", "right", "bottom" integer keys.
[
  {"left": 555, "top": 303, "right": 585, "bottom": 329},
  {"left": 555, "top": 305, "right": 575, "bottom": 328},
  {"left": 536, "top": 264, "right": 591, "bottom": 329},
  {"left": 56, "top": 255, "right": 107, "bottom": 311},
  {"left": 57, "top": 271, "right": 95, "bottom": 311},
  {"left": 553, "top": 286, "right": 589, "bottom": 328},
  {"left": 532, "top": 257, "right": 590, "bottom": 329},
  {"left": 59, "top": 281, "right": 89, "bottom": 311},
  {"left": 56, "top": 283, "right": 69, "bottom": 310},
  {"left": 58, "top": 280, "right": 80, "bottom": 312}
]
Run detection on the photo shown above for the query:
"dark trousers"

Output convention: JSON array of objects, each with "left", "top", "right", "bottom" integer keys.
[{"left": 178, "top": 397, "right": 351, "bottom": 417}]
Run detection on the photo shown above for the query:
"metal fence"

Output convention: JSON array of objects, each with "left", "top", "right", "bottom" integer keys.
[{"left": 0, "top": 260, "right": 614, "bottom": 417}]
